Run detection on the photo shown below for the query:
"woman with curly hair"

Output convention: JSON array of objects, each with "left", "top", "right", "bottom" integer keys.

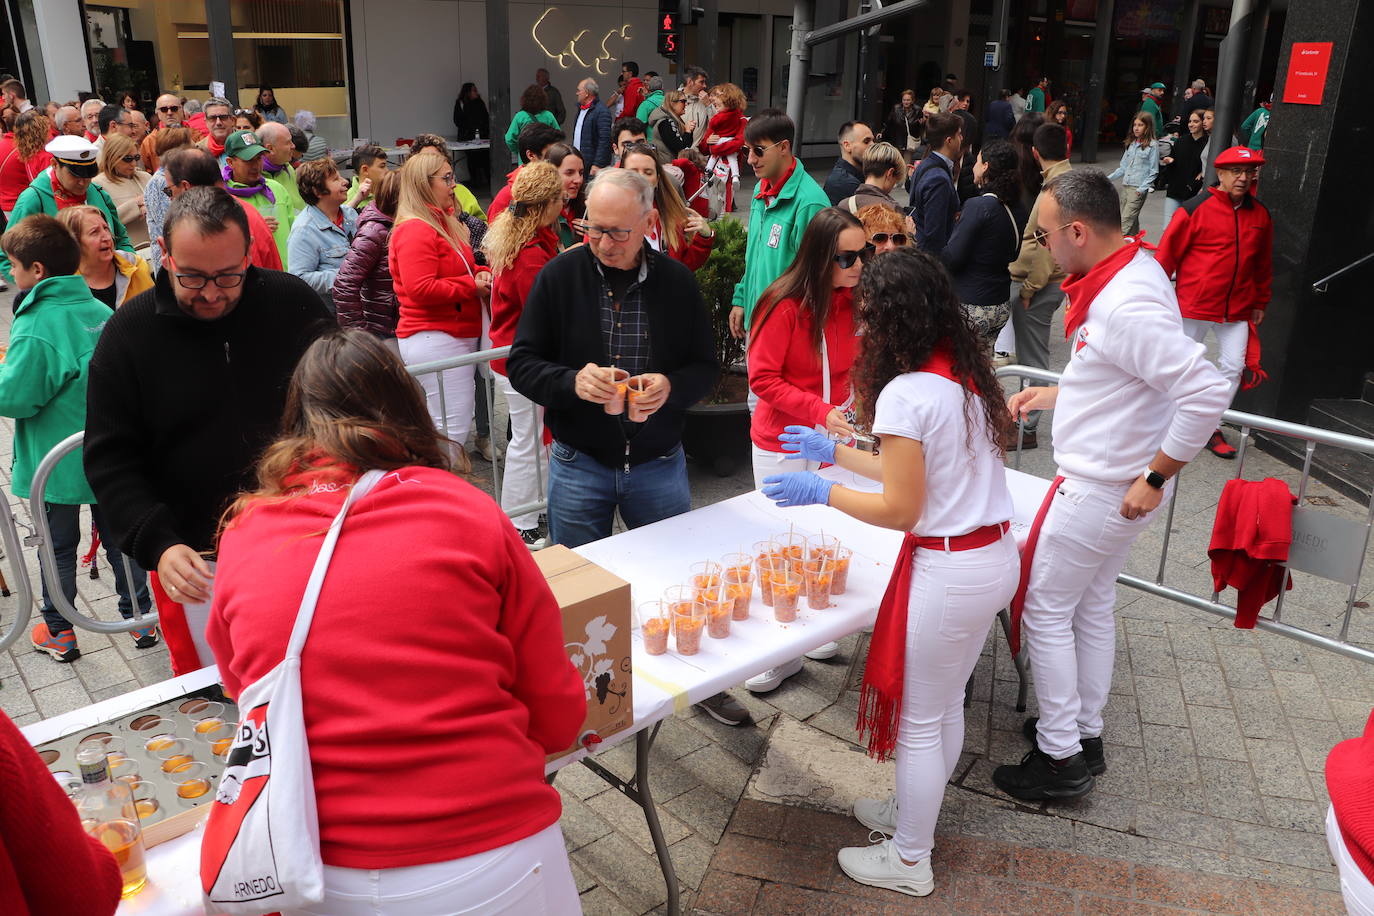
[
  {"left": 482, "top": 161, "right": 563, "bottom": 548},
  {"left": 856, "top": 203, "right": 910, "bottom": 255},
  {"left": 941, "top": 139, "right": 1024, "bottom": 350},
  {"left": 503, "top": 84, "right": 559, "bottom": 163},
  {"left": 0, "top": 110, "right": 53, "bottom": 218},
  {"left": 759, "top": 247, "right": 1016, "bottom": 900}
]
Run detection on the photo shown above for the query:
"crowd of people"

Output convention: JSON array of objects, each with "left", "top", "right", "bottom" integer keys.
[{"left": 0, "top": 57, "right": 1309, "bottom": 915}]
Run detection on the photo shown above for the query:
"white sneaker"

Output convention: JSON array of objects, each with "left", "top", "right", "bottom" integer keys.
[
  {"left": 744, "top": 655, "right": 804, "bottom": 693},
  {"left": 992, "top": 351, "right": 1015, "bottom": 368},
  {"left": 803, "top": 640, "right": 839, "bottom": 660},
  {"left": 837, "top": 833, "right": 934, "bottom": 897},
  {"left": 853, "top": 795, "right": 898, "bottom": 833}
]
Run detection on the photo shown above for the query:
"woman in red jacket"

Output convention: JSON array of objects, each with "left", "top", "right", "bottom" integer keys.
[
  {"left": 619, "top": 142, "right": 713, "bottom": 270},
  {"left": 207, "top": 329, "right": 586, "bottom": 915},
  {"left": 390, "top": 149, "right": 490, "bottom": 459},
  {"left": 482, "top": 161, "right": 562, "bottom": 548},
  {"left": 744, "top": 207, "right": 868, "bottom": 693},
  {"left": 700, "top": 82, "right": 747, "bottom": 213},
  {"left": 0, "top": 111, "right": 52, "bottom": 218}
]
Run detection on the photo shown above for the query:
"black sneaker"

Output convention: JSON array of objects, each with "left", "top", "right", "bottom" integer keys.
[
  {"left": 1021, "top": 717, "right": 1105, "bottom": 775},
  {"left": 992, "top": 745, "right": 1095, "bottom": 800},
  {"left": 519, "top": 529, "right": 547, "bottom": 551},
  {"left": 131, "top": 624, "right": 161, "bottom": 650},
  {"left": 697, "top": 692, "right": 752, "bottom": 726}
]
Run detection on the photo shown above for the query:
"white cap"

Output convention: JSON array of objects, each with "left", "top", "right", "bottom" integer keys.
[{"left": 45, "top": 134, "right": 99, "bottom": 166}]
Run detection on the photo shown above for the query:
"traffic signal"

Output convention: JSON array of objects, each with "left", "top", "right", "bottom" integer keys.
[{"left": 657, "top": 7, "right": 680, "bottom": 57}]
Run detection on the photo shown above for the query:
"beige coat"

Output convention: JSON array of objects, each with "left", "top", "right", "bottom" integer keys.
[
  {"left": 94, "top": 169, "right": 154, "bottom": 251},
  {"left": 1008, "top": 157, "right": 1072, "bottom": 295}
]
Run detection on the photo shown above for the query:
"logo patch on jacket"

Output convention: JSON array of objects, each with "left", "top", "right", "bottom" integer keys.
[
  {"left": 767, "top": 224, "right": 782, "bottom": 248},
  {"left": 1074, "top": 326, "right": 1089, "bottom": 354}
]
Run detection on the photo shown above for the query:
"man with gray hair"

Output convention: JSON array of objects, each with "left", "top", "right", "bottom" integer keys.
[
  {"left": 54, "top": 105, "right": 84, "bottom": 136},
  {"left": 80, "top": 98, "right": 104, "bottom": 141},
  {"left": 1181, "top": 78, "right": 1214, "bottom": 120},
  {"left": 573, "top": 77, "right": 613, "bottom": 174},
  {"left": 635, "top": 74, "right": 665, "bottom": 123},
  {"left": 508, "top": 168, "right": 746, "bottom": 727},
  {"left": 200, "top": 96, "right": 236, "bottom": 166},
  {"left": 294, "top": 109, "right": 328, "bottom": 161},
  {"left": 535, "top": 67, "right": 566, "bottom": 126},
  {"left": 993, "top": 168, "right": 1230, "bottom": 801}
]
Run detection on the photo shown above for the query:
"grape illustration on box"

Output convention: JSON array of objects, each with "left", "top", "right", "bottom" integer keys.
[{"left": 567, "top": 615, "right": 627, "bottom": 714}]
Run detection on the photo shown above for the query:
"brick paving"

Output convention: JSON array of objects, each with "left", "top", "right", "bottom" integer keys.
[{"left": 0, "top": 174, "right": 1370, "bottom": 914}]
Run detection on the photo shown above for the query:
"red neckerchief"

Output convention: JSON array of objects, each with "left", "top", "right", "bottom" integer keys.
[
  {"left": 84, "top": 130, "right": 98, "bottom": 143},
  {"left": 755, "top": 157, "right": 797, "bottom": 202},
  {"left": 1060, "top": 236, "right": 1152, "bottom": 340},
  {"left": 857, "top": 346, "right": 975, "bottom": 761},
  {"left": 206, "top": 133, "right": 226, "bottom": 157},
  {"left": 331, "top": 208, "right": 345, "bottom": 227},
  {"left": 579, "top": 99, "right": 594, "bottom": 111},
  {"left": 50, "top": 170, "right": 85, "bottom": 210}
]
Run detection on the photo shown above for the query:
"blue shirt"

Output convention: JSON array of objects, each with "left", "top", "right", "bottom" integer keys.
[
  {"left": 1107, "top": 141, "right": 1159, "bottom": 192},
  {"left": 286, "top": 204, "right": 358, "bottom": 313}
]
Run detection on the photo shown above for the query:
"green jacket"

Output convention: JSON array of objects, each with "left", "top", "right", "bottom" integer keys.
[
  {"left": 636, "top": 91, "right": 666, "bottom": 124},
  {"left": 732, "top": 160, "right": 829, "bottom": 330},
  {"left": 1240, "top": 106, "right": 1270, "bottom": 150},
  {"left": 227, "top": 176, "right": 293, "bottom": 263},
  {"left": 1140, "top": 96, "right": 1163, "bottom": 128},
  {"left": 504, "top": 109, "right": 560, "bottom": 161},
  {"left": 0, "top": 274, "right": 110, "bottom": 503},
  {"left": 270, "top": 163, "right": 306, "bottom": 218},
  {"left": 0, "top": 169, "right": 132, "bottom": 283},
  {"left": 1026, "top": 87, "right": 1047, "bottom": 113}
]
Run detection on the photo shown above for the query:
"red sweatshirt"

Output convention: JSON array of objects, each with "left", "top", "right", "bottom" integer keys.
[
  {"left": 237, "top": 197, "right": 283, "bottom": 271},
  {"left": 670, "top": 229, "right": 714, "bottom": 271},
  {"left": 390, "top": 214, "right": 483, "bottom": 339},
  {"left": 489, "top": 226, "right": 560, "bottom": 375},
  {"left": 700, "top": 109, "right": 747, "bottom": 158},
  {"left": 0, "top": 711, "right": 122, "bottom": 915},
  {"left": 0, "top": 134, "right": 49, "bottom": 211},
  {"left": 487, "top": 167, "right": 520, "bottom": 222},
  {"left": 206, "top": 465, "right": 586, "bottom": 869},
  {"left": 621, "top": 77, "right": 645, "bottom": 116},
  {"left": 1207, "top": 476, "right": 1295, "bottom": 628},
  {"left": 1155, "top": 187, "right": 1273, "bottom": 323},
  {"left": 747, "top": 287, "right": 858, "bottom": 451}
]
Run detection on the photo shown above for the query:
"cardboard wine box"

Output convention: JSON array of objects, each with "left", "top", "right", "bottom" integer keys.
[{"left": 532, "top": 546, "right": 634, "bottom": 762}]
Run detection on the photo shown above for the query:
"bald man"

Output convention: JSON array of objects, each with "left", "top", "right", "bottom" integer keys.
[
  {"left": 54, "top": 106, "right": 83, "bottom": 136},
  {"left": 142, "top": 93, "right": 202, "bottom": 171},
  {"left": 256, "top": 120, "right": 304, "bottom": 217}
]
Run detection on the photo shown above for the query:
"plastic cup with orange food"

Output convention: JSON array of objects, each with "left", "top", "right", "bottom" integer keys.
[
  {"left": 672, "top": 600, "right": 705, "bottom": 655},
  {"left": 604, "top": 368, "right": 630, "bottom": 415},
  {"left": 697, "top": 583, "right": 733, "bottom": 639},
  {"left": 803, "top": 552, "right": 836, "bottom": 610},
  {"left": 638, "top": 600, "right": 672, "bottom": 656},
  {"left": 690, "top": 561, "right": 722, "bottom": 598},
  {"left": 831, "top": 545, "right": 853, "bottom": 594},
  {"left": 770, "top": 566, "right": 802, "bottom": 622},
  {"left": 627, "top": 376, "right": 651, "bottom": 422},
  {"left": 721, "top": 552, "right": 754, "bottom": 620},
  {"left": 807, "top": 534, "right": 839, "bottom": 563},
  {"left": 753, "top": 540, "right": 780, "bottom": 606}
]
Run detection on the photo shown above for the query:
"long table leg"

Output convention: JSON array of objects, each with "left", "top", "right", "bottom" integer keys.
[
  {"left": 996, "top": 608, "right": 1031, "bottom": 712},
  {"left": 579, "top": 723, "right": 680, "bottom": 915}
]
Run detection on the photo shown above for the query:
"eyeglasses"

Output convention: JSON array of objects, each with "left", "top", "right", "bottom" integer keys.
[
  {"left": 165, "top": 254, "right": 248, "bottom": 289},
  {"left": 431, "top": 172, "right": 457, "bottom": 186},
  {"left": 120, "top": 154, "right": 140, "bottom": 163},
  {"left": 618, "top": 138, "right": 651, "bottom": 151},
  {"left": 580, "top": 221, "right": 639, "bottom": 242},
  {"left": 833, "top": 244, "right": 875, "bottom": 269},
  {"left": 1219, "top": 166, "right": 1260, "bottom": 177},
  {"left": 748, "top": 141, "right": 782, "bottom": 158},
  {"left": 870, "top": 232, "right": 908, "bottom": 246},
  {"left": 206, "top": 113, "right": 234, "bottom": 122},
  {"left": 1033, "top": 221, "right": 1076, "bottom": 247}
]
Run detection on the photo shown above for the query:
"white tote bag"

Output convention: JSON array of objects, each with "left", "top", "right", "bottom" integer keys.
[{"left": 200, "top": 470, "right": 383, "bottom": 913}]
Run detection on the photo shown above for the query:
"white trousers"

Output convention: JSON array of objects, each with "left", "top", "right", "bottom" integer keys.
[
  {"left": 993, "top": 320, "right": 1017, "bottom": 356},
  {"left": 400, "top": 331, "right": 479, "bottom": 458},
  {"left": 283, "top": 823, "right": 581, "bottom": 916},
  {"left": 1020, "top": 477, "right": 1157, "bottom": 759},
  {"left": 495, "top": 373, "right": 547, "bottom": 530},
  {"left": 1181, "top": 317, "right": 1248, "bottom": 399},
  {"left": 893, "top": 534, "right": 1020, "bottom": 863},
  {"left": 1328, "top": 805, "right": 1374, "bottom": 916},
  {"left": 751, "top": 444, "right": 818, "bottom": 489}
]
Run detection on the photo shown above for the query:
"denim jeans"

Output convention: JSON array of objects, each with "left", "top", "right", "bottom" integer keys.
[
  {"left": 40, "top": 503, "right": 152, "bottom": 635},
  {"left": 547, "top": 441, "right": 691, "bottom": 549}
]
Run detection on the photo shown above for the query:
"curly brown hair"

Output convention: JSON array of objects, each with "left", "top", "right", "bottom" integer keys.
[
  {"left": 519, "top": 84, "right": 548, "bottom": 115},
  {"left": 14, "top": 110, "right": 51, "bottom": 161},
  {"left": 296, "top": 157, "right": 341, "bottom": 206},
  {"left": 853, "top": 248, "right": 1011, "bottom": 454}
]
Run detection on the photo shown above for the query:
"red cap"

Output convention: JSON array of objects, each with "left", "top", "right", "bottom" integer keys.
[{"left": 1214, "top": 146, "right": 1264, "bottom": 168}]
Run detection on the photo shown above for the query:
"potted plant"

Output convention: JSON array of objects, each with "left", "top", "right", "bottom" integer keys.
[{"left": 684, "top": 218, "right": 752, "bottom": 476}]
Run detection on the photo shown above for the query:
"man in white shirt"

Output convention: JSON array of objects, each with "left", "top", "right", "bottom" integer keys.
[
  {"left": 995, "top": 168, "right": 1230, "bottom": 800},
  {"left": 1, "top": 78, "right": 32, "bottom": 114}
]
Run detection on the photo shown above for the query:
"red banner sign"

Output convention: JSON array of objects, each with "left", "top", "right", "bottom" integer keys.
[{"left": 1283, "top": 42, "right": 1333, "bottom": 105}]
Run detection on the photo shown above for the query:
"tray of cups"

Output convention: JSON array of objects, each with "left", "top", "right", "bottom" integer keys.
[{"left": 38, "top": 689, "right": 238, "bottom": 827}]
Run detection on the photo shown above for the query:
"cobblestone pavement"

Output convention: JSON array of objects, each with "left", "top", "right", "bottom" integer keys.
[{"left": 0, "top": 172, "right": 1368, "bottom": 914}]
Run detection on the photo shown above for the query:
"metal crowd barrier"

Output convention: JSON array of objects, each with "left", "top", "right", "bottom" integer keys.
[
  {"left": 1001, "top": 365, "right": 1374, "bottom": 665},
  {"left": 0, "top": 491, "right": 34, "bottom": 652},
  {"left": 21, "top": 346, "right": 548, "bottom": 636}
]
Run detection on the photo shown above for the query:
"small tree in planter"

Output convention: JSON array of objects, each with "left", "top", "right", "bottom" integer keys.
[{"left": 685, "top": 219, "right": 752, "bottom": 475}]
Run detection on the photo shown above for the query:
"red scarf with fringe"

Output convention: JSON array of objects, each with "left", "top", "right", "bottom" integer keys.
[
  {"left": 857, "top": 347, "right": 987, "bottom": 761},
  {"left": 1061, "top": 236, "right": 1151, "bottom": 341}
]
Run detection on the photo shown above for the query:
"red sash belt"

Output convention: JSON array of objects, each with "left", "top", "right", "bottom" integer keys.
[
  {"left": 857, "top": 521, "right": 1010, "bottom": 761},
  {"left": 1007, "top": 475, "right": 1065, "bottom": 655}
]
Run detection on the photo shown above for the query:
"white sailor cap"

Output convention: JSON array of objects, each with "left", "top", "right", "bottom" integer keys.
[{"left": 45, "top": 135, "right": 100, "bottom": 171}]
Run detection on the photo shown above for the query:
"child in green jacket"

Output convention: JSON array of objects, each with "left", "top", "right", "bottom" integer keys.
[{"left": 0, "top": 214, "right": 157, "bottom": 662}]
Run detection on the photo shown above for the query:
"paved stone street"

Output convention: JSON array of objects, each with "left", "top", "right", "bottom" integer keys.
[{"left": 1, "top": 170, "right": 1369, "bottom": 914}]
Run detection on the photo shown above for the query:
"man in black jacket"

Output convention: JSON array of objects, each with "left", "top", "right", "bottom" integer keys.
[
  {"left": 508, "top": 169, "right": 750, "bottom": 727},
  {"left": 822, "top": 121, "right": 873, "bottom": 205},
  {"left": 83, "top": 186, "right": 332, "bottom": 674}
]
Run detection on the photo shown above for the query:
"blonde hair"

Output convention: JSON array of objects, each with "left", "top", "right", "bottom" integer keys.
[
  {"left": 856, "top": 203, "right": 905, "bottom": 238},
  {"left": 661, "top": 89, "right": 688, "bottom": 131},
  {"left": 55, "top": 205, "right": 112, "bottom": 259},
  {"left": 712, "top": 82, "right": 746, "bottom": 111},
  {"left": 98, "top": 132, "right": 139, "bottom": 181},
  {"left": 481, "top": 161, "right": 562, "bottom": 273},
  {"left": 621, "top": 145, "right": 692, "bottom": 252},
  {"left": 395, "top": 149, "right": 470, "bottom": 250}
]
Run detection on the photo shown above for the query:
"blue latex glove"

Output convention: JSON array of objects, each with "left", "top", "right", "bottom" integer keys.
[
  {"left": 778, "top": 424, "right": 836, "bottom": 464},
  {"left": 762, "top": 471, "right": 835, "bottom": 508}
]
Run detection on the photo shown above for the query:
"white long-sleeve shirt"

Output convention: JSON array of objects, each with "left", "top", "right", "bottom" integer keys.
[{"left": 1052, "top": 250, "right": 1231, "bottom": 485}]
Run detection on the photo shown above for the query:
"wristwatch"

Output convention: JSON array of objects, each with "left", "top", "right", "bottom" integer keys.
[{"left": 1141, "top": 467, "right": 1167, "bottom": 490}]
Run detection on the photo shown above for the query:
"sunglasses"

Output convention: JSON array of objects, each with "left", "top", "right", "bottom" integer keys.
[
  {"left": 1033, "top": 221, "right": 1075, "bottom": 247},
  {"left": 748, "top": 141, "right": 782, "bottom": 158},
  {"left": 157, "top": 105, "right": 181, "bottom": 113},
  {"left": 870, "top": 232, "right": 907, "bottom": 246},
  {"left": 120, "top": 154, "right": 140, "bottom": 163},
  {"left": 206, "top": 113, "right": 234, "bottom": 122},
  {"left": 833, "top": 244, "right": 875, "bottom": 269}
]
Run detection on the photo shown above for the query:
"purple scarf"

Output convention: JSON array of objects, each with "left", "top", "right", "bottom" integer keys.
[
  {"left": 222, "top": 163, "right": 275, "bottom": 203},
  {"left": 262, "top": 159, "right": 286, "bottom": 176}
]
